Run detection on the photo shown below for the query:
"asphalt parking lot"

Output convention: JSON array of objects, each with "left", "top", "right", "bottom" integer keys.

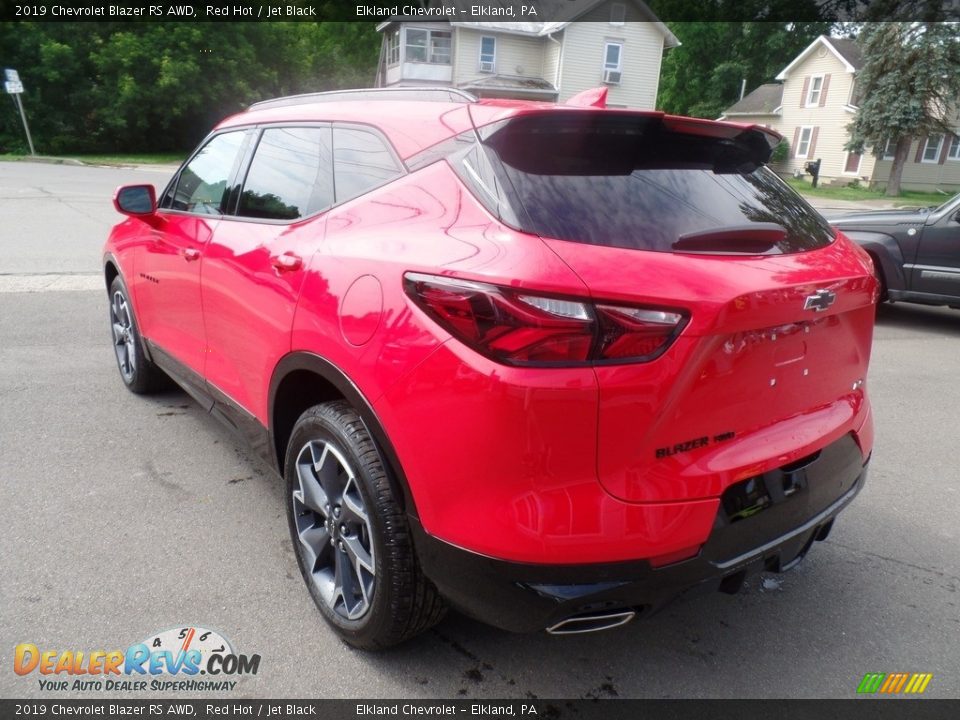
[{"left": 1, "top": 160, "right": 958, "bottom": 700}]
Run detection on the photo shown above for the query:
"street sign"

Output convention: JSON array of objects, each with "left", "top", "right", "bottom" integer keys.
[{"left": 4, "top": 68, "right": 35, "bottom": 155}]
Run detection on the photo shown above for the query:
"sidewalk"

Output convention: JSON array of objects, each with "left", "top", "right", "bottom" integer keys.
[{"left": 801, "top": 195, "right": 907, "bottom": 214}]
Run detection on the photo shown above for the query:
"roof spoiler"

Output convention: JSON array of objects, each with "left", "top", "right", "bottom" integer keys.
[
  {"left": 476, "top": 108, "right": 783, "bottom": 167},
  {"left": 662, "top": 115, "right": 782, "bottom": 152},
  {"left": 565, "top": 87, "right": 609, "bottom": 108}
]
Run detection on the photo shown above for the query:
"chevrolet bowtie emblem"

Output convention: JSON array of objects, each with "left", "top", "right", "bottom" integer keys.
[{"left": 804, "top": 289, "right": 837, "bottom": 312}]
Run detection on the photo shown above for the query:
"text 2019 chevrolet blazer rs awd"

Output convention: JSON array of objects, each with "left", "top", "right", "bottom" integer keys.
[{"left": 104, "top": 87, "right": 877, "bottom": 648}]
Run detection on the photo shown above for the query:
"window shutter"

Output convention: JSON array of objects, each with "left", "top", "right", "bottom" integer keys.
[
  {"left": 808, "top": 127, "right": 819, "bottom": 158},
  {"left": 940, "top": 136, "right": 952, "bottom": 164},
  {"left": 914, "top": 138, "right": 926, "bottom": 163},
  {"left": 791, "top": 127, "right": 801, "bottom": 158},
  {"left": 818, "top": 74, "right": 831, "bottom": 107},
  {"left": 799, "top": 77, "right": 810, "bottom": 107}
]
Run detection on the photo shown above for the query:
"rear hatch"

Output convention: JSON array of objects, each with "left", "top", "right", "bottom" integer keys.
[{"left": 471, "top": 109, "right": 877, "bottom": 503}]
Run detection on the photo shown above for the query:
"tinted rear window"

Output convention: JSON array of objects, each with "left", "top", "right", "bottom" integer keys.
[
  {"left": 333, "top": 127, "right": 402, "bottom": 203},
  {"left": 479, "top": 115, "right": 834, "bottom": 255}
]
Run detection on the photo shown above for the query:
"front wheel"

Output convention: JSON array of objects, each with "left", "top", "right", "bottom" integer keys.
[
  {"left": 285, "top": 401, "right": 445, "bottom": 649},
  {"left": 108, "top": 276, "right": 168, "bottom": 394}
]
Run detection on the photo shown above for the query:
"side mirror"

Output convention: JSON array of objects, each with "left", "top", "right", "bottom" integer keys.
[{"left": 114, "top": 184, "right": 157, "bottom": 216}]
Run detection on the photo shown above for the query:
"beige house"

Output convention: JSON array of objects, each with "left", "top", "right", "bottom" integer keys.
[
  {"left": 721, "top": 35, "right": 960, "bottom": 191},
  {"left": 375, "top": 0, "right": 679, "bottom": 109}
]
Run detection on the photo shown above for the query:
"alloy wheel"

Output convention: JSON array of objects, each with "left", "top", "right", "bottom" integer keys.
[
  {"left": 292, "top": 440, "right": 376, "bottom": 620},
  {"left": 110, "top": 290, "right": 137, "bottom": 382}
]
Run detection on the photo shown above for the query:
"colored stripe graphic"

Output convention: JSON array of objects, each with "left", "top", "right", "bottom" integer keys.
[
  {"left": 857, "top": 672, "right": 932, "bottom": 694},
  {"left": 857, "top": 673, "right": 886, "bottom": 693},
  {"left": 879, "top": 674, "right": 897, "bottom": 693}
]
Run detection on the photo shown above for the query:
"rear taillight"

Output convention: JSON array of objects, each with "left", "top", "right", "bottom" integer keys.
[{"left": 404, "top": 273, "right": 686, "bottom": 367}]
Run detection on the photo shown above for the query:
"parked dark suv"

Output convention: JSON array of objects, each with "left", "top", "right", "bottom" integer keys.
[
  {"left": 832, "top": 191, "right": 960, "bottom": 308},
  {"left": 104, "top": 87, "right": 877, "bottom": 648}
]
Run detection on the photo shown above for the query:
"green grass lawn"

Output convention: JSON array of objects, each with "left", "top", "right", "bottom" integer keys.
[
  {"left": 0, "top": 152, "right": 184, "bottom": 165},
  {"left": 786, "top": 177, "right": 951, "bottom": 207}
]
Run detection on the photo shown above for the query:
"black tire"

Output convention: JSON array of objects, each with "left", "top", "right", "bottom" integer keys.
[
  {"left": 285, "top": 400, "right": 445, "bottom": 649},
  {"left": 108, "top": 275, "right": 168, "bottom": 394}
]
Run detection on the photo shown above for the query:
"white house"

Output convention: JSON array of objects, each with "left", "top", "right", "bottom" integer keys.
[
  {"left": 375, "top": 0, "right": 679, "bottom": 109},
  {"left": 721, "top": 35, "right": 960, "bottom": 191}
]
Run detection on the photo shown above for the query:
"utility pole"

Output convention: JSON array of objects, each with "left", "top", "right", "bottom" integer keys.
[{"left": 4, "top": 69, "right": 36, "bottom": 156}]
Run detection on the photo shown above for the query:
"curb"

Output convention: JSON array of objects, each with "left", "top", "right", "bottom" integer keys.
[
  {"left": 10, "top": 155, "right": 86, "bottom": 166},
  {"left": 6, "top": 156, "right": 181, "bottom": 173}
]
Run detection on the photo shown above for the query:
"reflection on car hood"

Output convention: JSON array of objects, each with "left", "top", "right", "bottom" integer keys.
[{"left": 831, "top": 208, "right": 929, "bottom": 226}]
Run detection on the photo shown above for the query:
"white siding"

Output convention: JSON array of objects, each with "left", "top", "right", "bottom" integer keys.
[
  {"left": 870, "top": 128, "right": 960, "bottom": 191},
  {"left": 542, "top": 30, "right": 563, "bottom": 89},
  {"left": 454, "top": 28, "right": 546, "bottom": 86},
  {"left": 558, "top": 12, "right": 666, "bottom": 109}
]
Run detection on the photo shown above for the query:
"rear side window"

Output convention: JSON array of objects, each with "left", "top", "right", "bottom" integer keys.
[
  {"left": 333, "top": 127, "right": 402, "bottom": 203},
  {"left": 476, "top": 114, "right": 834, "bottom": 255},
  {"left": 238, "top": 127, "right": 333, "bottom": 221},
  {"left": 163, "top": 131, "right": 247, "bottom": 215}
]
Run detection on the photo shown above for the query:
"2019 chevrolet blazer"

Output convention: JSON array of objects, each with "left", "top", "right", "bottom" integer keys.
[{"left": 103, "top": 87, "right": 877, "bottom": 648}]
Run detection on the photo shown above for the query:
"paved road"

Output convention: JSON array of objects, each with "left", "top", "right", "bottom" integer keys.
[
  {"left": 0, "top": 161, "right": 175, "bottom": 275},
  {"left": 1, "top": 161, "right": 958, "bottom": 700}
]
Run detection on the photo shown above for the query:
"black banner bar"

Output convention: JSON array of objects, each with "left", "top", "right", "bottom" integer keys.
[
  {"left": 1, "top": 0, "right": 959, "bottom": 23},
  {"left": 3, "top": 700, "right": 960, "bottom": 720}
]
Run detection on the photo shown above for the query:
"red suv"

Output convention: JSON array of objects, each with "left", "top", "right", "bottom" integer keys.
[{"left": 104, "top": 88, "right": 876, "bottom": 648}]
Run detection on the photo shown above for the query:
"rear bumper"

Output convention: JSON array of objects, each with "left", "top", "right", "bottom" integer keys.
[{"left": 411, "top": 435, "right": 867, "bottom": 633}]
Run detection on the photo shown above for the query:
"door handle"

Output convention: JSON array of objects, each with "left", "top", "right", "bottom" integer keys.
[
  {"left": 271, "top": 252, "right": 303, "bottom": 273},
  {"left": 183, "top": 247, "right": 201, "bottom": 262}
]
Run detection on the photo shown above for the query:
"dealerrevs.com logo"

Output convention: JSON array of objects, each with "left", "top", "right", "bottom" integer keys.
[{"left": 13, "top": 626, "right": 260, "bottom": 692}]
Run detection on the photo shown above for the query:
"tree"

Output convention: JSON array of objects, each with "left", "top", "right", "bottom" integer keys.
[
  {"left": 0, "top": 22, "right": 380, "bottom": 154},
  {"left": 846, "top": 22, "right": 960, "bottom": 196},
  {"left": 648, "top": 0, "right": 834, "bottom": 119},
  {"left": 655, "top": 21, "right": 834, "bottom": 119}
]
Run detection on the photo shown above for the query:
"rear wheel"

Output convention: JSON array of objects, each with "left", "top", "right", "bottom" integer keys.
[
  {"left": 108, "top": 276, "right": 167, "bottom": 394},
  {"left": 285, "top": 401, "right": 445, "bottom": 649}
]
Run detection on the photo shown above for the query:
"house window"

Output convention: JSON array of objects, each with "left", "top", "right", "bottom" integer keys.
[
  {"left": 882, "top": 138, "right": 896, "bottom": 160},
  {"left": 948, "top": 132, "right": 960, "bottom": 160},
  {"left": 806, "top": 75, "right": 824, "bottom": 106},
  {"left": 921, "top": 134, "right": 944, "bottom": 163},
  {"left": 610, "top": 3, "right": 625, "bottom": 24},
  {"left": 386, "top": 30, "right": 400, "bottom": 66},
  {"left": 405, "top": 29, "right": 451, "bottom": 64},
  {"left": 796, "top": 126, "right": 814, "bottom": 158},
  {"left": 603, "top": 42, "right": 623, "bottom": 84},
  {"left": 844, "top": 151, "right": 862, "bottom": 175},
  {"left": 429, "top": 31, "right": 452, "bottom": 64},
  {"left": 479, "top": 36, "right": 496, "bottom": 72}
]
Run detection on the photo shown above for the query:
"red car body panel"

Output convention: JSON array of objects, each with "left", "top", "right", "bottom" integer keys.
[
  {"left": 104, "top": 95, "right": 875, "bottom": 577},
  {"left": 202, "top": 219, "right": 313, "bottom": 424},
  {"left": 131, "top": 213, "right": 213, "bottom": 374},
  {"left": 542, "top": 233, "right": 876, "bottom": 503}
]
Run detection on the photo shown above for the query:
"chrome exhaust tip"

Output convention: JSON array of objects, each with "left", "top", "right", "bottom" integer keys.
[{"left": 545, "top": 609, "right": 636, "bottom": 635}]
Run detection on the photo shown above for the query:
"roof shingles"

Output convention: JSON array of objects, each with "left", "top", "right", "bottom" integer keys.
[{"left": 723, "top": 83, "right": 783, "bottom": 115}]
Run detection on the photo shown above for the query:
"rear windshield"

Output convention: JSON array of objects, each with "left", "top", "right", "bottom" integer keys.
[{"left": 475, "top": 114, "right": 834, "bottom": 255}]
